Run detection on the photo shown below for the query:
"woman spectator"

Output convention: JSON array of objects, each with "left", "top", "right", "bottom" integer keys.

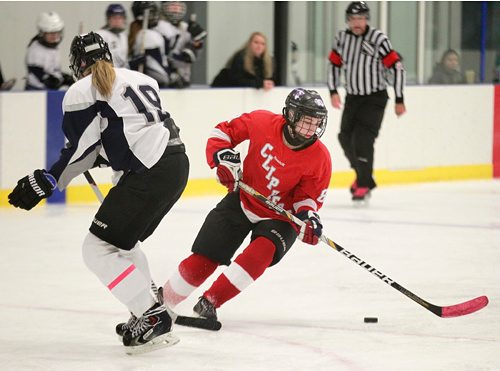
[{"left": 211, "top": 31, "right": 274, "bottom": 90}]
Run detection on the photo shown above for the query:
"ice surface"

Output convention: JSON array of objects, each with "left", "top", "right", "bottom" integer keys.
[{"left": 1, "top": 180, "right": 498, "bottom": 370}]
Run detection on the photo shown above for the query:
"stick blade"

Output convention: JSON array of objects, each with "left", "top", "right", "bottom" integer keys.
[{"left": 441, "top": 295, "right": 489, "bottom": 318}]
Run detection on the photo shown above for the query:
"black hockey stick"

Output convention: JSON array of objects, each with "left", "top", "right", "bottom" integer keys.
[
  {"left": 151, "top": 282, "right": 222, "bottom": 331},
  {"left": 238, "top": 181, "right": 489, "bottom": 318},
  {"left": 84, "top": 170, "right": 221, "bottom": 330}
]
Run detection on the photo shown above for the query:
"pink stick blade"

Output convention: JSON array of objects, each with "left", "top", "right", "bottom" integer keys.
[{"left": 441, "top": 295, "right": 489, "bottom": 318}]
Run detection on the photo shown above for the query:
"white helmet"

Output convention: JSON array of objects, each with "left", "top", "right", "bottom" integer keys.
[{"left": 37, "top": 11, "right": 64, "bottom": 33}]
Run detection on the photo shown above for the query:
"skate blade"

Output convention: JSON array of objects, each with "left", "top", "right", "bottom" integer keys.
[
  {"left": 125, "top": 332, "right": 180, "bottom": 355},
  {"left": 352, "top": 197, "right": 370, "bottom": 207}
]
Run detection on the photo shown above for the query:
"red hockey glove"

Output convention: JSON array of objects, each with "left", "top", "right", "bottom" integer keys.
[
  {"left": 295, "top": 210, "right": 323, "bottom": 245},
  {"left": 214, "top": 148, "right": 242, "bottom": 192}
]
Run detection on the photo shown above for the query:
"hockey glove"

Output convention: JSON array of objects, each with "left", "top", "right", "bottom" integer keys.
[
  {"left": 8, "top": 169, "right": 57, "bottom": 210},
  {"left": 188, "top": 21, "right": 207, "bottom": 43},
  {"left": 295, "top": 210, "right": 323, "bottom": 245},
  {"left": 214, "top": 148, "right": 242, "bottom": 192}
]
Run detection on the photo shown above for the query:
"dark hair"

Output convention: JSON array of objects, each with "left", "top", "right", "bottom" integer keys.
[{"left": 440, "top": 49, "right": 459, "bottom": 64}]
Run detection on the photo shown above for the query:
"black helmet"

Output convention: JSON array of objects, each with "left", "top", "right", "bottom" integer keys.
[
  {"left": 132, "top": 1, "right": 160, "bottom": 27},
  {"left": 346, "top": 1, "right": 370, "bottom": 21},
  {"left": 69, "top": 32, "right": 113, "bottom": 80},
  {"left": 282, "top": 88, "right": 328, "bottom": 145},
  {"left": 106, "top": 3, "right": 126, "bottom": 18}
]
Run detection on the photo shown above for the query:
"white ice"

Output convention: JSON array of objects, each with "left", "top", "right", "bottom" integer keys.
[{"left": 0, "top": 180, "right": 499, "bottom": 371}]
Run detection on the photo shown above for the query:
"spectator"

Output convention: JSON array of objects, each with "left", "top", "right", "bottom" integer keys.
[
  {"left": 25, "top": 11, "right": 73, "bottom": 90},
  {"left": 428, "top": 49, "right": 465, "bottom": 84},
  {"left": 128, "top": 1, "right": 172, "bottom": 87},
  {"left": 0, "top": 63, "right": 16, "bottom": 91},
  {"left": 211, "top": 31, "right": 275, "bottom": 90},
  {"left": 96, "top": 4, "right": 129, "bottom": 68},
  {"left": 155, "top": 1, "right": 207, "bottom": 88},
  {"left": 327, "top": 1, "right": 406, "bottom": 202},
  {"left": 161, "top": 88, "right": 331, "bottom": 321}
]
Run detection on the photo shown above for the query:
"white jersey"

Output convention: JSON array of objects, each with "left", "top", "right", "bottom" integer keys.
[
  {"left": 49, "top": 68, "right": 183, "bottom": 190},
  {"left": 132, "top": 29, "right": 170, "bottom": 86},
  {"left": 155, "top": 19, "right": 195, "bottom": 82},
  {"left": 25, "top": 39, "right": 63, "bottom": 89},
  {"left": 96, "top": 28, "right": 129, "bottom": 68}
]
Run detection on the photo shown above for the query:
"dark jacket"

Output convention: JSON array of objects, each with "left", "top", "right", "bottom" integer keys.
[
  {"left": 211, "top": 49, "right": 272, "bottom": 88},
  {"left": 428, "top": 63, "right": 465, "bottom": 84}
]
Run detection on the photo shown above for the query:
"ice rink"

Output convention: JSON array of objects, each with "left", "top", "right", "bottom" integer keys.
[{"left": 0, "top": 180, "right": 498, "bottom": 371}]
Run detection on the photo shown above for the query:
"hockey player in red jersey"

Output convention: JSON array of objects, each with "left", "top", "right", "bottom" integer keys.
[{"left": 162, "top": 88, "right": 332, "bottom": 321}]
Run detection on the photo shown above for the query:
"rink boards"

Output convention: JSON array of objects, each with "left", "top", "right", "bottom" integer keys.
[{"left": 0, "top": 85, "right": 498, "bottom": 206}]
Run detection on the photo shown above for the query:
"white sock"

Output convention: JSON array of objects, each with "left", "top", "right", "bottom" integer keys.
[{"left": 82, "top": 232, "right": 155, "bottom": 316}]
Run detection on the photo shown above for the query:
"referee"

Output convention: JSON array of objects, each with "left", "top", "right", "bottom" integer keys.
[{"left": 327, "top": 1, "right": 406, "bottom": 202}]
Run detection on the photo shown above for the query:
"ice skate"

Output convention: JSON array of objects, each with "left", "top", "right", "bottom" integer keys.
[
  {"left": 352, "top": 186, "right": 371, "bottom": 206},
  {"left": 193, "top": 296, "right": 218, "bottom": 320},
  {"left": 122, "top": 303, "right": 179, "bottom": 355},
  {"left": 116, "top": 313, "right": 137, "bottom": 341},
  {"left": 349, "top": 180, "right": 358, "bottom": 195}
]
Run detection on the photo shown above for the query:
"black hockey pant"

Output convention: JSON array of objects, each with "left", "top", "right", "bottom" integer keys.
[{"left": 338, "top": 90, "right": 388, "bottom": 189}]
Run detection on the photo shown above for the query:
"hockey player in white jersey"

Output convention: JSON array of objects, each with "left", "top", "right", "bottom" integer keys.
[
  {"left": 96, "top": 4, "right": 129, "bottom": 68},
  {"left": 9, "top": 32, "right": 189, "bottom": 354},
  {"left": 155, "top": 1, "right": 207, "bottom": 88},
  {"left": 25, "top": 11, "right": 73, "bottom": 90},
  {"left": 129, "top": 1, "right": 172, "bottom": 87}
]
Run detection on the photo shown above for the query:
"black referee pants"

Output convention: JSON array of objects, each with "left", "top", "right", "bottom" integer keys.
[{"left": 338, "top": 90, "right": 388, "bottom": 189}]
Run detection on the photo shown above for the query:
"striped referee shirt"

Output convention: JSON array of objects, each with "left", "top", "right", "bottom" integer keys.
[{"left": 327, "top": 25, "right": 405, "bottom": 103}]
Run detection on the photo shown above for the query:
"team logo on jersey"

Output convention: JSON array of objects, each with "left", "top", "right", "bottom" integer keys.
[{"left": 260, "top": 143, "right": 282, "bottom": 196}]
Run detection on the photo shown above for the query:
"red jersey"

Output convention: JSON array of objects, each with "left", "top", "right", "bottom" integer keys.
[{"left": 206, "top": 110, "right": 332, "bottom": 222}]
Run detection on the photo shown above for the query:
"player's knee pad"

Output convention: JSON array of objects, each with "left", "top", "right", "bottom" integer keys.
[
  {"left": 82, "top": 232, "right": 120, "bottom": 273},
  {"left": 251, "top": 220, "right": 297, "bottom": 266}
]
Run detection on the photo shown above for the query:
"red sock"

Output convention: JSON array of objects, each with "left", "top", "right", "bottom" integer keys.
[
  {"left": 204, "top": 237, "right": 275, "bottom": 308},
  {"left": 179, "top": 253, "right": 219, "bottom": 286},
  {"left": 163, "top": 253, "right": 218, "bottom": 307}
]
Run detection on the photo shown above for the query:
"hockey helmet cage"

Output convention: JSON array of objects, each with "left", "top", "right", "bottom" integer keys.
[
  {"left": 69, "top": 32, "right": 113, "bottom": 80},
  {"left": 346, "top": 1, "right": 370, "bottom": 21},
  {"left": 37, "top": 11, "right": 64, "bottom": 33},
  {"left": 106, "top": 3, "right": 126, "bottom": 18},
  {"left": 162, "top": 1, "right": 187, "bottom": 25},
  {"left": 283, "top": 88, "right": 328, "bottom": 139}
]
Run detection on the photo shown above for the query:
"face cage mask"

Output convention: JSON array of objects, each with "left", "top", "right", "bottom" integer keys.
[{"left": 284, "top": 107, "right": 327, "bottom": 138}]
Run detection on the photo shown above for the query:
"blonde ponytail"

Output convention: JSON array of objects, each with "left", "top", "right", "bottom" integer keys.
[{"left": 90, "top": 60, "right": 116, "bottom": 99}]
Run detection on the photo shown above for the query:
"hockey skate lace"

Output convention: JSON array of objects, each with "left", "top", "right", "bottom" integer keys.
[
  {"left": 130, "top": 315, "right": 151, "bottom": 338},
  {"left": 124, "top": 314, "right": 138, "bottom": 330}
]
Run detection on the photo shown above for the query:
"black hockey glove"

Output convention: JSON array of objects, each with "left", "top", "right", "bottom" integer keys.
[
  {"left": 295, "top": 210, "right": 323, "bottom": 245},
  {"left": 42, "top": 74, "right": 63, "bottom": 90},
  {"left": 214, "top": 148, "right": 242, "bottom": 192},
  {"left": 62, "top": 73, "right": 75, "bottom": 87},
  {"left": 8, "top": 169, "right": 57, "bottom": 210},
  {"left": 187, "top": 21, "right": 207, "bottom": 43}
]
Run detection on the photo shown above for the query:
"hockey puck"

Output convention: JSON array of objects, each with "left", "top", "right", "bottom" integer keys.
[{"left": 364, "top": 317, "right": 378, "bottom": 323}]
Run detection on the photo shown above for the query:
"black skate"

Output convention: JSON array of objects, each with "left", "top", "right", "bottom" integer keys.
[
  {"left": 122, "top": 303, "right": 179, "bottom": 355},
  {"left": 116, "top": 313, "right": 137, "bottom": 341},
  {"left": 193, "top": 296, "right": 218, "bottom": 320}
]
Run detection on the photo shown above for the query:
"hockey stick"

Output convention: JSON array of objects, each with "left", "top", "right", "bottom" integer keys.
[
  {"left": 238, "top": 181, "right": 489, "bottom": 318},
  {"left": 138, "top": 8, "right": 150, "bottom": 73},
  {"left": 83, "top": 170, "right": 104, "bottom": 202},
  {"left": 84, "top": 170, "right": 221, "bottom": 330},
  {"left": 152, "top": 282, "right": 222, "bottom": 331}
]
